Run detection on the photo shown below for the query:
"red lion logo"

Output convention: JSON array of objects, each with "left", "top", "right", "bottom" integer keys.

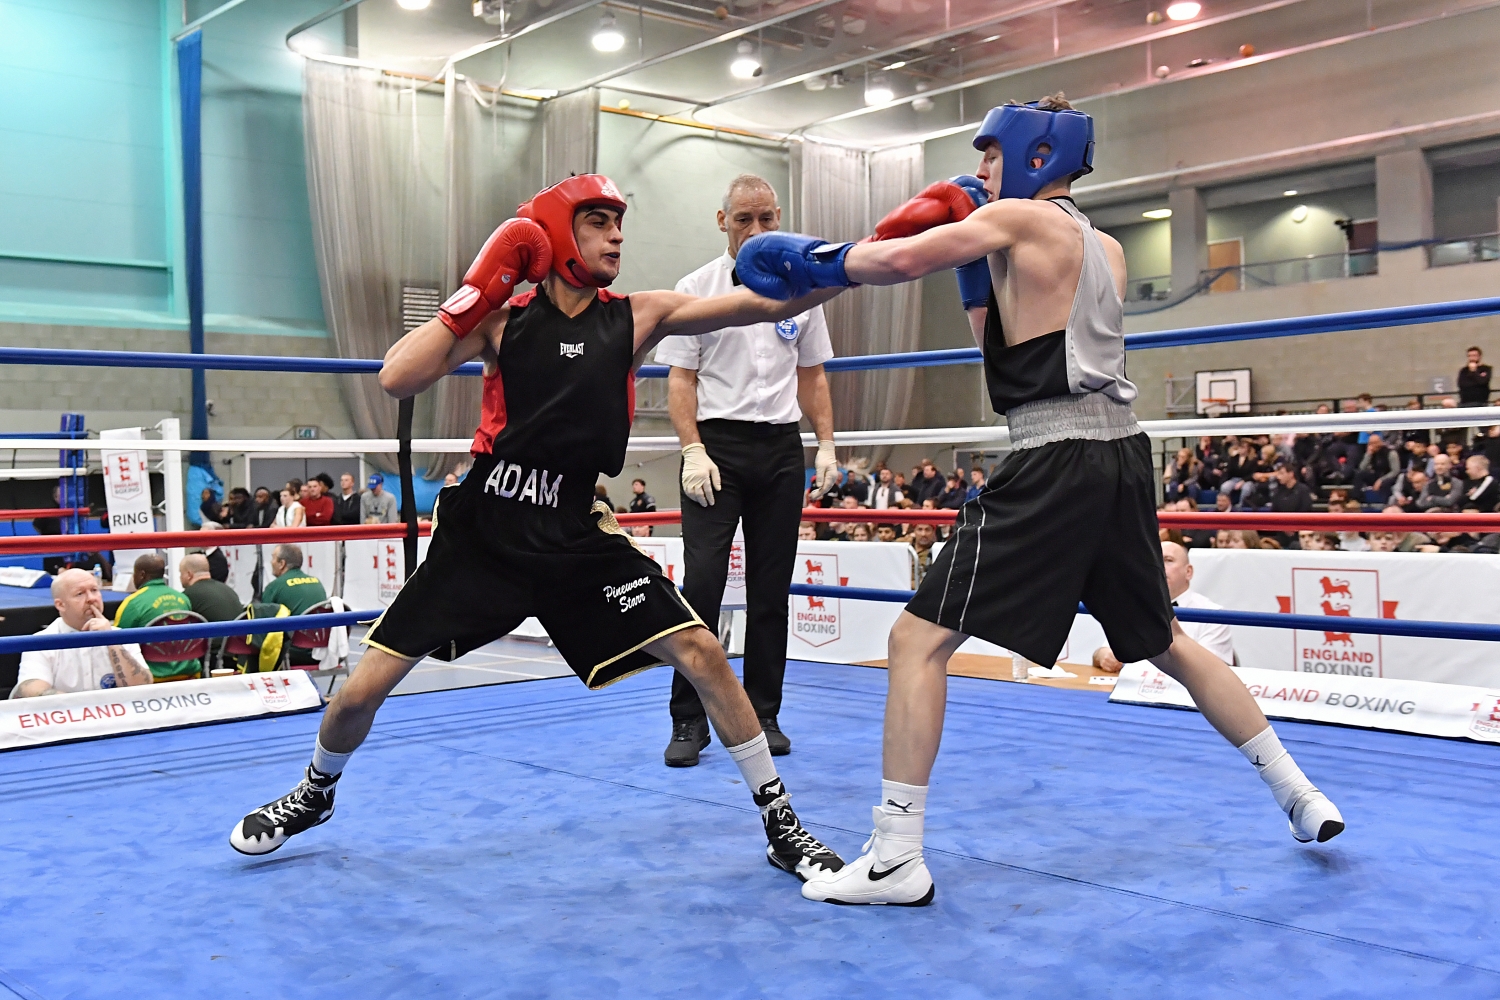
[
  {"left": 1320, "top": 600, "right": 1352, "bottom": 618},
  {"left": 1319, "top": 576, "right": 1353, "bottom": 600},
  {"left": 1323, "top": 631, "right": 1355, "bottom": 645},
  {"left": 806, "top": 595, "right": 825, "bottom": 611}
]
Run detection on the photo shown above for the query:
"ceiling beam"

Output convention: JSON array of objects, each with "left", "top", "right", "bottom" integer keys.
[{"left": 553, "top": 0, "right": 847, "bottom": 99}]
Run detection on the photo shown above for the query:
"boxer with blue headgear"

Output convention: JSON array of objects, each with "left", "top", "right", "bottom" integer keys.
[{"left": 737, "top": 93, "right": 1345, "bottom": 908}]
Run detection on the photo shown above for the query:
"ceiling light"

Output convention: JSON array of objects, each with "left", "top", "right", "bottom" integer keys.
[
  {"left": 730, "top": 40, "right": 761, "bottom": 79},
  {"left": 1165, "top": 2, "right": 1201, "bottom": 19},
  {"left": 981, "top": 34, "right": 1001, "bottom": 43},
  {"left": 828, "top": 70, "right": 846, "bottom": 89},
  {"left": 884, "top": 60, "right": 907, "bottom": 70},
  {"left": 804, "top": 75, "right": 828, "bottom": 91},
  {"left": 591, "top": 13, "right": 625, "bottom": 53},
  {"left": 288, "top": 33, "right": 324, "bottom": 55},
  {"left": 864, "top": 73, "right": 894, "bottom": 106},
  {"left": 1142, "top": 208, "right": 1172, "bottom": 220},
  {"left": 912, "top": 96, "right": 934, "bottom": 112},
  {"left": 1282, "top": 189, "right": 1298, "bottom": 197},
  {"left": 398, "top": 0, "right": 430, "bottom": 9},
  {"left": 1291, "top": 205, "right": 1309, "bottom": 223}
]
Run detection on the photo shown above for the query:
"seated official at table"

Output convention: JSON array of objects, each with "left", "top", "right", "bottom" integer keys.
[
  {"left": 260, "top": 544, "right": 329, "bottom": 666},
  {"left": 114, "top": 553, "right": 202, "bottom": 681},
  {"left": 1093, "top": 540, "right": 1235, "bottom": 672},
  {"left": 12, "top": 568, "right": 153, "bottom": 697}
]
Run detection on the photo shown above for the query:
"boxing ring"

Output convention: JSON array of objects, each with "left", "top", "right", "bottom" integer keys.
[{"left": 3, "top": 299, "right": 1500, "bottom": 998}]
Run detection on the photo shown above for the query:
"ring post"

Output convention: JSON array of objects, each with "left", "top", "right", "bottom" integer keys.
[
  {"left": 397, "top": 398, "right": 418, "bottom": 580},
  {"left": 159, "top": 418, "right": 187, "bottom": 590}
]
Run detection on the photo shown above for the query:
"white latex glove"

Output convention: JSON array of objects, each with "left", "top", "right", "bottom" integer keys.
[
  {"left": 808, "top": 440, "right": 839, "bottom": 500},
  {"left": 681, "top": 442, "right": 721, "bottom": 507}
]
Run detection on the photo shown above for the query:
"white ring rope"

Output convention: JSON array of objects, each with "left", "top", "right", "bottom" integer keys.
[{"left": 0, "top": 405, "right": 1494, "bottom": 456}]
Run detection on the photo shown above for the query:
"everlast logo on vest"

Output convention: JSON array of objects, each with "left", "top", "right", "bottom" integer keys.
[
  {"left": 483, "top": 460, "right": 563, "bottom": 507},
  {"left": 559, "top": 342, "right": 584, "bottom": 358}
]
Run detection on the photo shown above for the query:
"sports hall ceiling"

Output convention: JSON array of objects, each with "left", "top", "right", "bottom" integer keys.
[{"left": 296, "top": 0, "right": 1494, "bottom": 144}]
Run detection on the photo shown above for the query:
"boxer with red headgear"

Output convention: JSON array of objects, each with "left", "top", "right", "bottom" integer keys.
[{"left": 229, "top": 173, "right": 848, "bottom": 889}]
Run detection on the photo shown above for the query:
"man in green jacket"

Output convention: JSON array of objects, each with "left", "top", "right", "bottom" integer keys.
[
  {"left": 261, "top": 545, "right": 329, "bottom": 666},
  {"left": 115, "top": 553, "right": 200, "bottom": 680}
]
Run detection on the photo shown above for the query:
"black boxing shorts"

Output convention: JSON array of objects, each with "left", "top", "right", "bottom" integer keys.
[
  {"left": 365, "top": 454, "right": 705, "bottom": 689},
  {"left": 905, "top": 431, "right": 1174, "bottom": 666}
]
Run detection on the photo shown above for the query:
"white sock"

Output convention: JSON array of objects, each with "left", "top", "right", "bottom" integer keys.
[
  {"left": 1238, "top": 726, "right": 1313, "bottom": 814},
  {"left": 726, "top": 733, "right": 779, "bottom": 795},
  {"left": 872, "top": 779, "right": 927, "bottom": 863},
  {"left": 310, "top": 738, "right": 353, "bottom": 780}
]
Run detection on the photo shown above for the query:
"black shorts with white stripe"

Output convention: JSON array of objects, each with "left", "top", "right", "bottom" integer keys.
[
  {"left": 365, "top": 453, "right": 704, "bottom": 690},
  {"left": 905, "top": 432, "right": 1174, "bottom": 666}
]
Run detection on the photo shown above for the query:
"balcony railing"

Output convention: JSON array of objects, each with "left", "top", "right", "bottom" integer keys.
[
  {"left": 1428, "top": 233, "right": 1500, "bottom": 268},
  {"left": 1204, "top": 250, "right": 1379, "bottom": 292},
  {"left": 1125, "top": 275, "right": 1171, "bottom": 303}
]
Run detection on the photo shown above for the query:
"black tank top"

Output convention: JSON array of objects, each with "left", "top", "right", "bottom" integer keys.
[{"left": 470, "top": 286, "right": 637, "bottom": 478}]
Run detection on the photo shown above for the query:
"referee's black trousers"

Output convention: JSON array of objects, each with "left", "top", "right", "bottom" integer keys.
[{"left": 670, "top": 419, "right": 806, "bottom": 723}]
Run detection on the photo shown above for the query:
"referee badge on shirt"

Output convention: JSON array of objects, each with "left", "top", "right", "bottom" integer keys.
[{"left": 775, "top": 318, "right": 799, "bottom": 341}]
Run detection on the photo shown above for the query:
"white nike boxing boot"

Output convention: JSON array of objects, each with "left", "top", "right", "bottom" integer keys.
[
  {"left": 801, "top": 806, "right": 935, "bottom": 906},
  {"left": 1240, "top": 726, "right": 1345, "bottom": 844}
]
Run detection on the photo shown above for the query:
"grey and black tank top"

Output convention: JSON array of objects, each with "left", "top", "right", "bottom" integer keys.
[{"left": 982, "top": 197, "right": 1141, "bottom": 450}]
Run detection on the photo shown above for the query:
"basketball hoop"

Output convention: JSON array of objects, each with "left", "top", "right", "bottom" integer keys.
[{"left": 1202, "top": 397, "right": 1233, "bottom": 418}]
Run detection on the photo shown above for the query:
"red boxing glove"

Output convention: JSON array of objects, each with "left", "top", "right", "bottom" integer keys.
[
  {"left": 438, "top": 218, "right": 553, "bottom": 338},
  {"left": 872, "top": 181, "right": 980, "bottom": 241}
]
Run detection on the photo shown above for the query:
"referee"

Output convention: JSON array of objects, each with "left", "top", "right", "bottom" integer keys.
[{"left": 654, "top": 174, "right": 838, "bottom": 767}]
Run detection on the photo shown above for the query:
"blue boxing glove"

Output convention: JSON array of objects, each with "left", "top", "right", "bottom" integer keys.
[
  {"left": 735, "top": 233, "right": 856, "bottom": 300},
  {"left": 949, "top": 175, "right": 991, "bottom": 309},
  {"left": 949, "top": 174, "right": 988, "bottom": 210}
]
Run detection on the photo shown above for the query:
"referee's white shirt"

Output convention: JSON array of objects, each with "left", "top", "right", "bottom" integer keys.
[{"left": 654, "top": 253, "right": 834, "bottom": 424}]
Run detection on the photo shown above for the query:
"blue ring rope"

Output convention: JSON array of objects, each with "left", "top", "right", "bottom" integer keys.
[
  {"left": 785, "top": 583, "right": 1500, "bottom": 643},
  {"left": 2, "top": 295, "right": 1496, "bottom": 379},
  {"left": 0, "top": 610, "right": 379, "bottom": 657}
]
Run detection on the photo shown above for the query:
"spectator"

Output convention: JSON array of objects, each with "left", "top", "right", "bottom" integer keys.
[
  {"left": 1211, "top": 491, "right": 1232, "bottom": 515},
  {"left": 908, "top": 458, "right": 945, "bottom": 505},
  {"left": 196, "top": 521, "right": 231, "bottom": 581},
  {"left": 938, "top": 474, "right": 967, "bottom": 510},
  {"left": 1375, "top": 505, "right": 1432, "bottom": 552},
  {"left": 443, "top": 472, "right": 459, "bottom": 487},
  {"left": 1296, "top": 531, "right": 1339, "bottom": 551},
  {"left": 1399, "top": 436, "right": 1429, "bottom": 472},
  {"left": 1417, "top": 454, "right": 1465, "bottom": 511},
  {"left": 261, "top": 544, "right": 328, "bottom": 617},
  {"left": 1242, "top": 444, "right": 1282, "bottom": 506},
  {"left": 1218, "top": 439, "right": 1262, "bottom": 507},
  {"left": 260, "top": 545, "right": 329, "bottom": 665},
  {"left": 1264, "top": 463, "right": 1312, "bottom": 548},
  {"left": 875, "top": 524, "right": 898, "bottom": 542},
  {"left": 627, "top": 478, "right": 656, "bottom": 514},
  {"left": 965, "top": 468, "right": 986, "bottom": 502},
  {"left": 870, "top": 468, "right": 903, "bottom": 510},
  {"left": 1162, "top": 447, "right": 1203, "bottom": 502},
  {"left": 273, "top": 486, "right": 305, "bottom": 528},
  {"left": 199, "top": 487, "right": 223, "bottom": 525},
  {"left": 114, "top": 553, "right": 201, "bottom": 681},
  {"left": 1464, "top": 454, "right": 1498, "bottom": 510},
  {"left": 11, "top": 569, "right": 153, "bottom": 697},
  {"left": 1355, "top": 433, "right": 1400, "bottom": 497},
  {"left": 797, "top": 522, "right": 817, "bottom": 541},
  {"left": 179, "top": 553, "right": 243, "bottom": 623},
  {"left": 1482, "top": 425, "right": 1500, "bottom": 468},
  {"left": 1390, "top": 467, "right": 1428, "bottom": 509},
  {"left": 301, "top": 474, "right": 335, "bottom": 526},
  {"left": 1213, "top": 529, "right": 1266, "bottom": 549},
  {"left": 909, "top": 523, "right": 937, "bottom": 587},
  {"left": 1326, "top": 498, "right": 1368, "bottom": 552},
  {"left": 849, "top": 523, "right": 873, "bottom": 542},
  {"left": 1094, "top": 540, "right": 1234, "bottom": 672},
  {"left": 284, "top": 479, "right": 303, "bottom": 505},
  {"left": 1445, "top": 440, "right": 1469, "bottom": 468},
  {"left": 1459, "top": 346, "right": 1492, "bottom": 407},
  {"left": 331, "top": 473, "right": 362, "bottom": 526},
  {"left": 361, "top": 473, "right": 399, "bottom": 524},
  {"left": 221, "top": 487, "right": 254, "bottom": 529},
  {"left": 252, "top": 486, "right": 279, "bottom": 528}
]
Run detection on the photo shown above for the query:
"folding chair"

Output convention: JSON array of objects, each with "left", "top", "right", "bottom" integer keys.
[{"left": 138, "top": 611, "right": 210, "bottom": 682}]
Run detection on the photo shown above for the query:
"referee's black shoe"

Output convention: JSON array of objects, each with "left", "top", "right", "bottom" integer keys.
[
  {"left": 664, "top": 716, "right": 711, "bottom": 767},
  {"left": 759, "top": 717, "right": 791, "bottom": 756}
]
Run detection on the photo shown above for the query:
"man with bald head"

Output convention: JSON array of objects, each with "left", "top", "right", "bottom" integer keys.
[
  {"left": 653, "top": 173, "right": 839, "bottom": 766},
  {"left": 12, "top": 569, "right": 152, "bottom": 697},
  {"left": 181, "top": 553, "right": 243, "bottom": 623}
]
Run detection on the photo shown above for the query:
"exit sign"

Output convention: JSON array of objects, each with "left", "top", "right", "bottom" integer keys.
[{"left": 293, "top": 426, "right": 319, "bottom": 440}]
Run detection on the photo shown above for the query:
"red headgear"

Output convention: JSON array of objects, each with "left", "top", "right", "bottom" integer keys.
[{"left": 517, "top": 175, "right": 628, "bottom": 289}]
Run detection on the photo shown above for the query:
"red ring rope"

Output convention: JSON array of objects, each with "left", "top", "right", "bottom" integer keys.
[{"left": 0, "top": 507, "right": 88, "bottom": 522}]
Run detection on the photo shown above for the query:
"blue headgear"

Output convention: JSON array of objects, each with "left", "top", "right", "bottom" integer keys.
[{"left": 972, "top": 103, "right": 1094, "bottom": 201}]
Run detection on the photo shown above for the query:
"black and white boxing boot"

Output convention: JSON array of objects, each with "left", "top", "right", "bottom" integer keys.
[
  {"left": 229, "top": 766, "right": 338, "bottom": 856},
  {"left": 754, "top": 778, "right": 844, "bottom": 881}
]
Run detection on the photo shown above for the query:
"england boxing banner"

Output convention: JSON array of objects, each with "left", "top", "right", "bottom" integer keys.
[
  {"left": 342, "top": 536, "right": 433, "bottom": 611},
  {"left": 1109, "top": 661, "right": 1500, "bottom": 745},
  {"left": 1184, "top": 549, "right": 1500, "bottom": 687},
  {"left": 0, "top": 671, "right": 323, "bottom": 751},
  {"left": 99, "top": 427, "right": 156, "bottom": 590},
  {"left": 786, "top": 542, "right": 916, "bottom": 663}
]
